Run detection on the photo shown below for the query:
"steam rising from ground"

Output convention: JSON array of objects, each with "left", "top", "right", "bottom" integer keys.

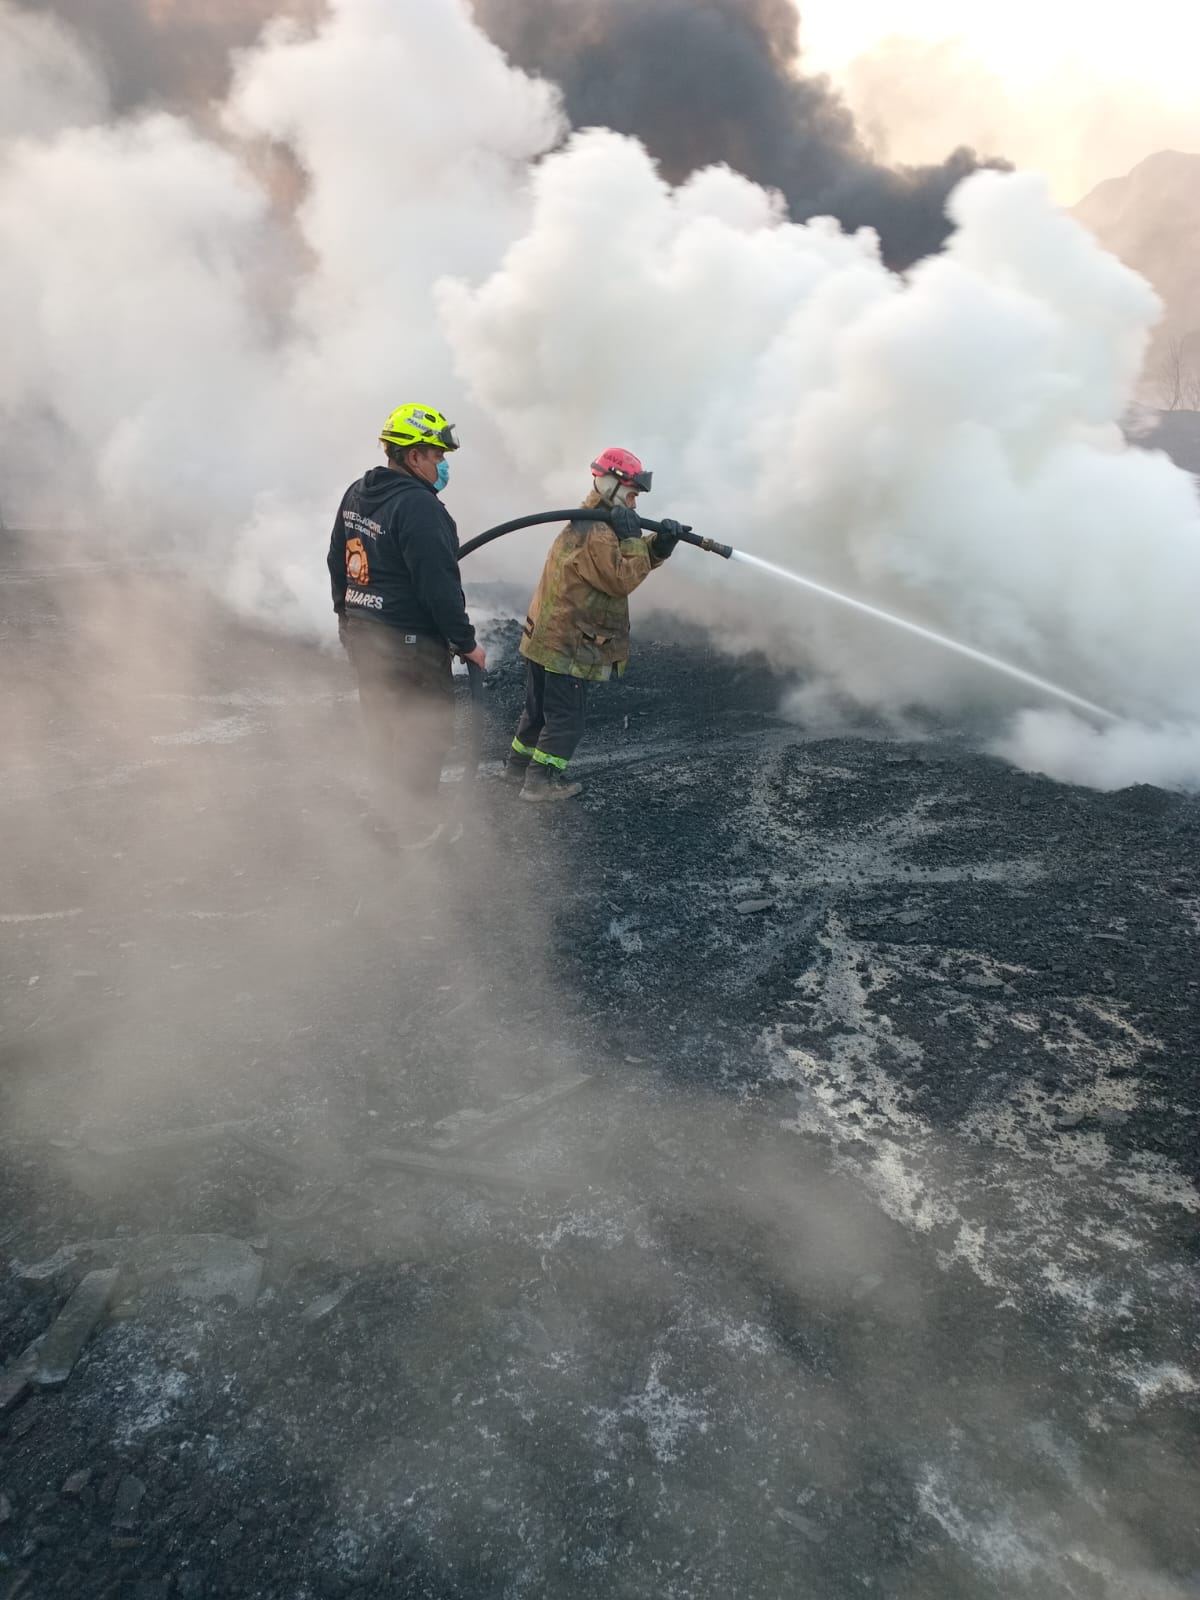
[{"left": 2, "top": 0, "right": 1200, "bottom": 790}]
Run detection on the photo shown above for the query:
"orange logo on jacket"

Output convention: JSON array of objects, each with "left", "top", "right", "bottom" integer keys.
[{"left": 346, "top": 537, "right": 370, "bottom": 586}]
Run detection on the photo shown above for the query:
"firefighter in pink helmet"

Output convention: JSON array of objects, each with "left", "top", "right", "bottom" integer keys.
[{"left": 506, "top": 448, "right": 684, "bottom": 802}]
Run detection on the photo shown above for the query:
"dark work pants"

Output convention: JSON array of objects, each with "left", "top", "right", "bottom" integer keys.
[
  {"left": 346, "top": 617, "right": 454, "bottom": 829},
  {"left": 512, "top": 661, "right": 588, "bottom": 771}
]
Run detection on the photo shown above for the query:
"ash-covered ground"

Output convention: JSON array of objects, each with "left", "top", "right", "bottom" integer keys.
[{"left": 1, "top": 548, "right": 1198, "bottom": 1600}]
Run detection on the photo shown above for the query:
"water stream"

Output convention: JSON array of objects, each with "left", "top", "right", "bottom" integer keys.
[{"left": 730, "top": 549, "right": 1119, "bottom": 725}]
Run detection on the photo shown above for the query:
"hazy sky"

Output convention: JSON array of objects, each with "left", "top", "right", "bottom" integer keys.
[
  {"left": 801, "top": 0, "right": 1200, "bottom": 201},
  {"left": 803, "top": 0, "right": 1196, "bottom": 86}
]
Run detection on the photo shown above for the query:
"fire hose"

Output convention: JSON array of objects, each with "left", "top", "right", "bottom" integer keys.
[{"left": 457, "top": 508, "right": 733, "bottom": 565}]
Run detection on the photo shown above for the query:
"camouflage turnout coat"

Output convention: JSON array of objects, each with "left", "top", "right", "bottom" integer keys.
[{"left": 519, "top": 492, "right": 664, "bottom": 681}]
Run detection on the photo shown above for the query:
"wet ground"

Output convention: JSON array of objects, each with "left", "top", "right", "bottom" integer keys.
[{"left": 1, "top": 548, "right": 1198, "bottom": 1599}]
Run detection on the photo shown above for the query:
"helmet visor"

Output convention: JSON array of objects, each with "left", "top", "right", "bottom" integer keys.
[
  {"left": 381, "top": 417, "right": 460, "bottom": 451},
  {"left": 631, "top": 468, "right": 652, "bottom": 494}
]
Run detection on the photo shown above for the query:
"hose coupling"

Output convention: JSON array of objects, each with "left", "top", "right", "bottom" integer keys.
[{"left": 700, "top": 537, "right": 734, "bottom": 560}]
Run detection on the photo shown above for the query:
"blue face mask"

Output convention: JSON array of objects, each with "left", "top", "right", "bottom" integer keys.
[{"left": 435, "top": 459, "right": 450, "bottom": 493}]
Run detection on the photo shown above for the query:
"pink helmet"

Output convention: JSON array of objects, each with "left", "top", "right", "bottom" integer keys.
[{"left": 591, "top": 447, "right": 653, "bottom": 495}]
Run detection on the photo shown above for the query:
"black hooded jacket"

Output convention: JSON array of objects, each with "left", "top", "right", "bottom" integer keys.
[{"left": 327, "top": 467, "right": 476, "bottom": 654}]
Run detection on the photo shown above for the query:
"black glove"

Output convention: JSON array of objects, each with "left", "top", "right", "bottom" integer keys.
[
  {"left": 609, "top": 503, "right": 643, "bottom": 540},
  {"left": 653, "top": 517, "right": 686, "bottom": 561},
  {"left": 337, "top": 611, "right": 349, "bottom": 651}
]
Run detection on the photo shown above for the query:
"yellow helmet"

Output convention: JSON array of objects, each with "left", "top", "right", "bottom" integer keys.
[{"left": 380, "top": 403, "right": 460, "bottom": 453}]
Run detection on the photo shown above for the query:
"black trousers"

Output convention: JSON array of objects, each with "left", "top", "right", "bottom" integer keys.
[
  {"left": 346, "top": 617, "right": 454, "bottom": 826},
  {"left": 512, "top": 661, "right": 588, "bottom": 770}
]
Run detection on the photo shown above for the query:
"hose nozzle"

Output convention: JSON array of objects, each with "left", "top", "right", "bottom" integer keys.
[
  {"left": 698, "top": 536, "right": 733, "bottom": 560},
  {"left": 669, "top": 524, "right": 733, "bottom": 560}
]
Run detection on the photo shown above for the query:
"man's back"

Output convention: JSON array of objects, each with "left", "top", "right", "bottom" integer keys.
[{"left": 328, "top": 467, "right": 474, "bottom": 651}]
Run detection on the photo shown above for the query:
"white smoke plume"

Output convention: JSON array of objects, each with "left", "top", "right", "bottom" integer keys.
[
  {"left": 2, "top": 0, "right": 1200, "bottom": 791},
  {"left": 442, "top": 132, "right": 1200, "bottom": 784},
  {"left": 995, "top": 711, "right": 1200, "bottom": 794}
]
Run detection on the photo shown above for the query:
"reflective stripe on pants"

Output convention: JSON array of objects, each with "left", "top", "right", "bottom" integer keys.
[{"left": 513, "top": 661, "right": 588, "bottom": 771}]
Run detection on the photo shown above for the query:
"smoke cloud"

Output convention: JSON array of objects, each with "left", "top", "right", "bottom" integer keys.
[
  {"left": 440, "top": 135, "right": 1200, "bottom": 757},
  {"left": 13, "top": 0, "right": 324, "bottom": 113},
  {"left": 469, "top": 0, "right": 1007, "bottom": 270},
  {"left": 0, "top": 1, "right": 109, "bottom": 139},
  {"left": 2, "top": 0, "right": 1200, "bottom": 792},
  {"left": 15, "top": 0, "right": 1006, "bottom": 267}
]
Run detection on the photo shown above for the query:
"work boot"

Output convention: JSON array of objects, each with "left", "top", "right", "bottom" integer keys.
[
  {"left": 500, "top": 757, "right": 531, "bottom": 787},
  {"left": 520, "top": 763, "right": 582, "bottom": 803}
]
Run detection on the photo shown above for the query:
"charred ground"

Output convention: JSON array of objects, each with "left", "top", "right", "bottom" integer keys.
[{"left": 1, "top": 552, "right": 1198, "bottom": 1599}]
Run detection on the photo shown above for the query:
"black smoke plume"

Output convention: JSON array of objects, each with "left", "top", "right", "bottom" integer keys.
[{"left": 471, "top": 0, "right": 1009, "bottom": 268}]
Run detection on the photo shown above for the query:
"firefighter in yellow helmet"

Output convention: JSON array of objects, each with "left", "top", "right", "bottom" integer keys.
[
  {"left": 507, "top": 447, "right": 683, "bottom": 802},
  {"left": 328, "top": 404, "right": 486, "bottom": 845}
]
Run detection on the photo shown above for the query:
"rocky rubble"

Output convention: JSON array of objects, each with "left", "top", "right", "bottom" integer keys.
[{"left": 0, "top": 571, "right": 1197, "bottom": 1597}]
